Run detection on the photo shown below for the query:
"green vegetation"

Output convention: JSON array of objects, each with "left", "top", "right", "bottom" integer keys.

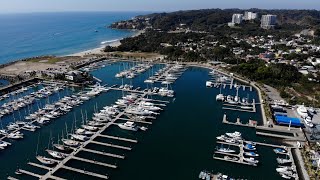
[
  {"left": 230, "top": 60, "right": 301, "bottom": 87},
  {"left": 28, "top": 57, "right": 62, "bottom": 64},
  {"left": 230, "top": 60, "right": 320, "bottom": 106}
]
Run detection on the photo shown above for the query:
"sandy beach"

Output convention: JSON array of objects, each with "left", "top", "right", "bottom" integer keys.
[{"left": 67, "top": 30, "right": 144, "bottom": 57}]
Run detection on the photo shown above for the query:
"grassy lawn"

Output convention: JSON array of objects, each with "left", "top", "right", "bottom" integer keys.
[
  {"left": 28, "top": 57, "right": 64, "bottom": 64},
  {"left": 109, "top": 51, "right": 162, "bottom": 59}
]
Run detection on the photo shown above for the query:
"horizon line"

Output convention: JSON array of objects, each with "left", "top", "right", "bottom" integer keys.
[{"left": 0, "top": 7, "right": 319, "bottom": 15}]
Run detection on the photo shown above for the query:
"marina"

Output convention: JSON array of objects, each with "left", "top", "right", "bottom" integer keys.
[{"left": 0, "top": 61, "right": 297, "bottom": 180}]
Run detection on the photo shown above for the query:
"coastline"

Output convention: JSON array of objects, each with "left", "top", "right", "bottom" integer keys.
[{"left": 67, "top": 29, "right": 144, "bottom": 57}]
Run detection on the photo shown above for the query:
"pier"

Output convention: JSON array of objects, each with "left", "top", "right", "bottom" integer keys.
[
  {"left": 71, "top": 156, "right": 117, "bottom": 169},
  {"left": 27, "top": 162, "right": 52, "bottom": 170},
  {"left": 98, "top": 134, "right": 138, "bottom": 143},
  {"left": 222, "top": 99, "right": 256, "bottom": 113},
  {"left": 18, "top": 169, "right": 42, "bottom": 178},
  {"left": 213, "top": 141, "right": 256, "bottom": 167},
  {"left": 36, "top": 91, "right": 156, "bottom": 180},
  {"left": 61, "top": 165, "right": 109, "bottom": 179},
  {"left": 82, "top": 148, "right": 125, "bottom": 159},
  {"left": 222, "top": 114, "right": 257, "bottom": 128},
  {"left": 90, "top": 140, "right": 132, "bottom": 150}
]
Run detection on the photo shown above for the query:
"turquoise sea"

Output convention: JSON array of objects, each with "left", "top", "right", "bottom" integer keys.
[{"left": 0, "top": 12, "right": 144, "bottom": 63}]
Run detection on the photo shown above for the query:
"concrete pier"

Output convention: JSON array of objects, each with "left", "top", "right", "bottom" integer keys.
[
  {"left": 27, "top": 162, "right": 52, "bottom": 170},
  {"left": 90, "top": 141, "right": 132, "bottom": 150},
  {"left": 72, "top": 156, "right": 117, "bottom": 169},
  {"left": 62, "top": 165, "right": 109, "bottom": 179},
  {"left": 18, "top": 169, "right": 42, "bottom": 178},
  {"left": 98, "top": 134, "right": 138, "bottom": 143},
  {"left": 7, "top": 176, "right": 19, "bottom": 180},
  {"left": 39, "top": 92, "right": 150, "bottom": 180},
  {"left": 82, "top": 148, "right": 125, "bottom": 159}
]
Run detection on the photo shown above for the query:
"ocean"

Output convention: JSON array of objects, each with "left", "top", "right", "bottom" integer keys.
[{"left": 0, "top": 12, "right": 144, "bottom": 63}]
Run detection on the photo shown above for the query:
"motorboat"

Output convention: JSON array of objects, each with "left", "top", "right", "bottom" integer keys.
[
  {"left": 140, "top": 126, "right": 148, "bottom": 131},
  {"left": 297, "top": 105, "right": 309, "bottom": 118},
  {"left": 0, "top": 141, "right": 9, "bottom": 148},
  {"left": 274, "top": 148, "right": 287, "bottom": 154},
  {"left": 276, "top": 166, "right": 294, "bottom": 173},
  {"left": 125, "top": 106, "right": 157, "bottom": 116},
  {"left": 244, "top": 151, "right": 259, "bottom": 157},
  {"left": 277, "top": 158, "right": 292, "bottom": 164},
  {"left": 76, "top": 128, "right": 95, "bottom": 135},
  {"left": 7, "top": 123, "right": 19, "bottom": 131},
  {"left": 243, "top": 157, "right": 259, "bottom": 164},
  {"left": 144, "top": 79, "right": 154, "bottom": 84},
  {"left": 225, "top": 131, "right": 241, "bottom": 138},
  {"left": 216, "top": 94, "right": 225, "bottom": 101},
  {"left": 81, "top": 125, "right": 98, "bottom": 131},
  {"left": 36, "top": 156, "right": 56, "bottom": 165},
  {"left": 70, "top": 134, "right": 89, "bottom": 141},
  {"left": 7, "top": 132, "right": 23, "bottom": 139},
  {"left": 216, "top": 146, "right": 236, "bottom": 153},
  {"left": 87, "top": 121, "right": 104, "bottom": 127},
  {"left": 118, "top": 121, "right": 139, "bottom": 131},
  {"left": 244, "top": 144, "right": 256, "bottom": 151}
]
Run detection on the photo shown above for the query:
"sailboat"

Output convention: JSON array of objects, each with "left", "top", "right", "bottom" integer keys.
[
  {"left": 53, "top": 131, "right": 72, "bottom": 152},
  {"left": 35, "top": 134, "right": 56, "bottom": 165}
]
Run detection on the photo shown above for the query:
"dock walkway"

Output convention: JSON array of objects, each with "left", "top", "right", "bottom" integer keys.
[{"left": 39, "top": 92, "right": 149, "bottom": 180}]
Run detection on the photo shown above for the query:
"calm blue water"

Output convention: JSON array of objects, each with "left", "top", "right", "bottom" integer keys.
[{"left": 0, "top": 12, "right": 144, "bottom": 63}]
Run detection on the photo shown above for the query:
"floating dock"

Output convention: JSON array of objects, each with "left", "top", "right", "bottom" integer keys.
[{"left": 13, "top": 89, "right": 171, "bottom": 180}]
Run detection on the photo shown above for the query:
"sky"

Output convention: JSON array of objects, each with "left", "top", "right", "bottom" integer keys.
[{"left": 0, "top": 0, "right": 319, "bottom": 13}]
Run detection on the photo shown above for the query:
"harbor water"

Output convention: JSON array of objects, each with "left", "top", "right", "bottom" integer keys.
[{"left": 1, "top": 62, "right": 284, "bottom": 179}]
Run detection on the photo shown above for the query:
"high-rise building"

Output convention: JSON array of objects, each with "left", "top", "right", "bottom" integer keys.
[
  {"left": 232, "top": 14, "right": 243, "bottom": 24},
  {"left": 244, "top": 11, "right": 258, "bottom": 20},
  {"left": 261, "top": 15, "right": 277, "bottom": 29}
]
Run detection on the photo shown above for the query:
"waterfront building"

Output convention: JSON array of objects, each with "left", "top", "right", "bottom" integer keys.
[
  {"left": 244, "top": 11, "right": 258, "bottom": 20},
  {"left": 261, "top": 14, "right": 277, "bottom": 29}
]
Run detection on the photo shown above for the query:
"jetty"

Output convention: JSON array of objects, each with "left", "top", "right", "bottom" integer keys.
[{"left": 12, "top": 88, "right": 170, "bottom": 180}]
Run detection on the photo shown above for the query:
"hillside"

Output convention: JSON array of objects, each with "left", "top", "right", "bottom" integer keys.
[{"left": 110, "top": 9, "right": 320, "bottom": 32}]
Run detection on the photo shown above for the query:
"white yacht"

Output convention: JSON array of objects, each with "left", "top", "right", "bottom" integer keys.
[
  {"left": 243, "top": 157, "right": 259, "bottom": 164},
  {"left": 297, "top": 105, "right": 309, "bottom": 118},
  {"left": 144, "top": 79, "right": 154, "bottom": 84},
  {"left": 118, "top": 121, "right": 139, "bottom": 131},
  {"left": 216, "top": 94, "right": 225, "bottom": 101},
  {"left": 206, "top": 81, "right": 213, "bottom": 87},
  {"left": 216, "top": 147, "right": 236, "bottom": 153},
  {"left": 76, "top": 128, "right": 95, "bottom": 135},
  {"left": 70, "top": 134, "right": 89, "bottom": 141},
  {"left": 225, "top": 131, "right": 242, "bottom": 138},
  {"left": 81, "top": 125, "right": 98, "bottom": 131}
]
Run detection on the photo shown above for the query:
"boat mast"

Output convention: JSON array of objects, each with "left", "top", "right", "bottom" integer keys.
[{"left": 36, "top": 133, "right": 40, "bottom": 156}]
